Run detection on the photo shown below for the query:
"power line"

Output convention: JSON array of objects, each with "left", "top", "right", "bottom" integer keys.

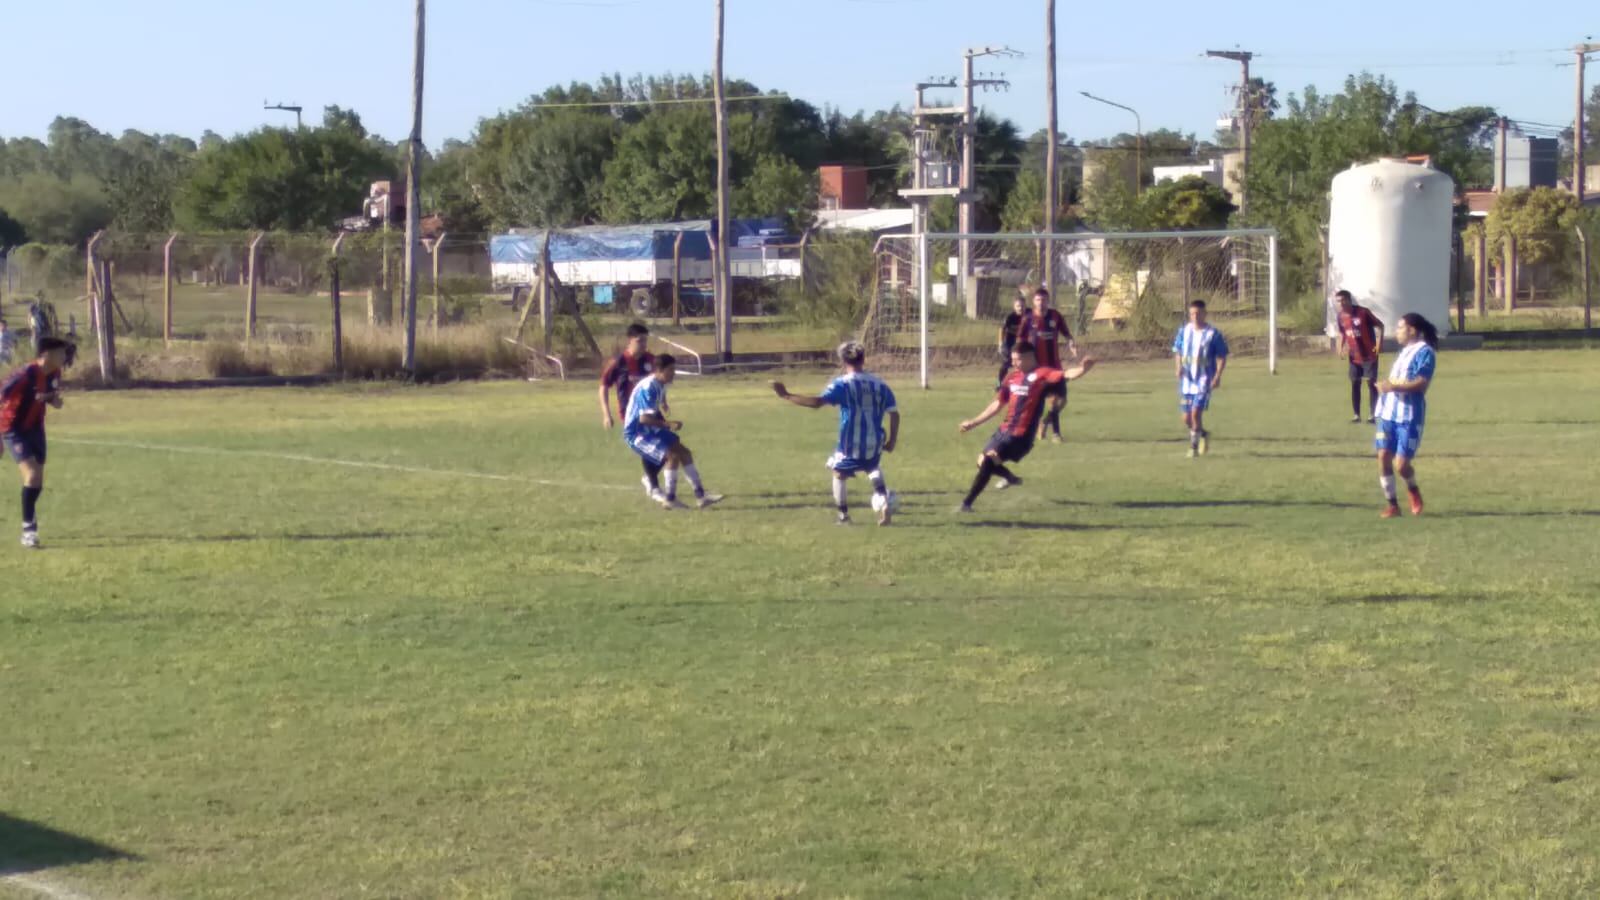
[{"left": 523, "top": 94, "right": 792, "bottom": 110}]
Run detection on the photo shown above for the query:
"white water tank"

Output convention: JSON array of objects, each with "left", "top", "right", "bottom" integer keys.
[{"left": 1327, "top": 159, "right": 1455, "bottom": 337}]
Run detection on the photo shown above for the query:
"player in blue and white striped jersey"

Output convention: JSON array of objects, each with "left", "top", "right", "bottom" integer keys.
[
  {"left": 622, "top": 354, "right": 723, "bottom": 510},
  {"left": 1374, "top": 313, "right": 1439, "bottom": 518},
  {"left": 1171, "top": 300, "right": 1229, "bottom": 458},
  {"left": 771, "top": 341, "right": 900, "bottom": 525}
]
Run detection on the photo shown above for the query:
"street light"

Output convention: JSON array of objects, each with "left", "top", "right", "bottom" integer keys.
[{"left": 1080, "top": 90, "right": 1143, "bottom": 195}]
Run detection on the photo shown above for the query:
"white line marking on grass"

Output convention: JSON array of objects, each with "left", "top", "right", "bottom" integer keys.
[
  {"left": 56, "top": 438, "right": 635, "bottom": 493},
  {"left": 0, "top": 873, "right": 101, "bottom": 900}
]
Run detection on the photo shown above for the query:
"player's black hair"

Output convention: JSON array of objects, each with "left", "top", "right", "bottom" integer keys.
[
  {"left": 1334, "top": 289, "right": 1354, "bottom": 302},
  {"left": 626, "top": 322, "right": 650, "bottom": 338},
  {"left": 1013, "top": 341, "right": 1036, "bottom": 356},
  {"left": 1400, "top": 313, "right": 1439, "bottom": 349},
  {"left": 37, "top": 337, "right": 71, "bottom": 354},
  {"left": 1189, "top": 300, "right": 1208, "bottom": 311},
  {"left": 656, "top": 353, "right": 676, "bottom": 369},
  {"left": 1032, "top": 287, "right": 1050, "bottom": 300}
]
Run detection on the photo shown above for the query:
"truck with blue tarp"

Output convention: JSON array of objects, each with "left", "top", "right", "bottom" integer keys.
[{"left": 489, "top": 219, "right": 798, "bottom": 316}]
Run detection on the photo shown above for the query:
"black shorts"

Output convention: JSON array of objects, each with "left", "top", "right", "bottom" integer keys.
[
  {"left": 984, "top": 430, "right": 1034, "bottom": 464},
  {"left": 1348, "top": 359, "right": 1379, "bottom": 382},
  {"left": 1043, "top": 380, "right": 1067, "bottom": 402},
  {"left": 4, "top": 428, "right": 45, "bottom": 464}
]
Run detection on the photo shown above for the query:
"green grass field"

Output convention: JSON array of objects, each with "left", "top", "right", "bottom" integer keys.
[{"left": 3, "top": 351, "right": 1600, "bottom": 899}]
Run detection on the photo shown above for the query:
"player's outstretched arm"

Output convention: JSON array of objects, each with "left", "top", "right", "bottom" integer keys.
[
  {"left": 769, "top": 381, "right": 826, "bottom": 409},
  {"left": 1062, "top": 357, "right": 1096, "bottom": 381},
  {"left": 960, "top": 399, "right": 1004, "bottom": 433}
]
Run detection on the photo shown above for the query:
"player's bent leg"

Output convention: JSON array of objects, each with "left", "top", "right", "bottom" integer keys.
[
  {"left": 1376, "top": 446, "right": 1401, "bottom": 518},
  {"left": 17, "top": 459, "right": 43, "bottom": 548},
  {"left": 962, "top": 452, "right": 1003, "bottom": 513},
  {"left": 1397, "top": 454, "right": 1423, "bottom": 515},
  {"left": 832, "top": 473, "right": 851, "bottom": 524}
]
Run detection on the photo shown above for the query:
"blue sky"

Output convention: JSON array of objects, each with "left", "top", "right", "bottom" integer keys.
[{"left": 5, "top": 0, "right": 1593, "bottom": 146}]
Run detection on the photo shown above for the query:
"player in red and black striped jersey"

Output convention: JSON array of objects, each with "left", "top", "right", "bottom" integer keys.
[
  {"left": 1018, "top": 288, "right": 1078, "bottom": 442},
  {"left": 599, "top": 323, "right": 667, "bottom": 499},
  {"left": 2, "top": 338, "right": 70, "bottom": 548},
  {"left": 956, "top": 341, "right": 1094, "bottom": 512}
]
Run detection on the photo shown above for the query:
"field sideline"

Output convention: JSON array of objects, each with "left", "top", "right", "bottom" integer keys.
[{"left": 3, "top": 351, "right": 1600, "bottom": 898}]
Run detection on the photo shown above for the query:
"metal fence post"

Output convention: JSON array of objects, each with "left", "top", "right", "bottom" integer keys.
[
  {"left": 918, "top": 229, "right": 930, "bottom": 389},
  {"left": 1267, "top": 231, "right": 1279, "bottom": 375},
  {"left": 330, "top": 233, "right": 345, "bottom": 374},
  {"left": 1578, "top": 225, "right": 1593, "bottom": 333},
  {"left": 246, "top": 232, "right": 265, "bottom": 340},
  {"left": 162, "top": 233, "right": 178, "bottom": 346}
]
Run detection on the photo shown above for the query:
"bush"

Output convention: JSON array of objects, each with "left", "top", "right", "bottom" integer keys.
[
  {"left": 774, "top": 235, "right": 875, "bottom": 338},
  {"left": 204, "top": 342, "right": 277, "bottom": 378}
]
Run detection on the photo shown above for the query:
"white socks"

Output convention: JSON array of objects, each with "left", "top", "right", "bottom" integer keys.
[
  {"left": 1404, "top": 475, "right": 1418, "bottom": 492},
  {"left": 867, "top": 469, "right": 887, "bottom": 496},
  {"left": 664, "top": 467, "right": 680, "bottom": 499},
  {"left": 1380, "top": 475, "right": 1397, "bottom": 503},
  {"left": 683, "top": 464, "right": 704, "bottom": 495},
  {"left": 832, "top": 478, "right": 849, "bottom": 511}
]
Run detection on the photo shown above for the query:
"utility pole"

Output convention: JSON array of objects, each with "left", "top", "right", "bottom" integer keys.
[
  {"left": 1207, "top": 49, "right": 1254, "bottom": 215},
  {"left": 1577, "top": 42, "right": 1599, "bottom": 203},
  {"left": 713, "top": 0, "right": 733, "bottom": 361},
  {"left": 264, "top": 101, "right": 303, "bottom": 129},
  {"left": 903, "top": 78, "right": 960, "bottom": 237},
  {"left": 401, "top": 0, "right": 425, "bottom": 374},
  {"left": 959, "top": 47, "right": 1013, "bottom": 312},
  {"left": 1043, "top": 0, "right": 1059, "bottom": 293}
]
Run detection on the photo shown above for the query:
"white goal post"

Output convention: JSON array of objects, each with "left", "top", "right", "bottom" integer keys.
[{"left": 892, "top": 229, "right": 1279, "bottom": 388}]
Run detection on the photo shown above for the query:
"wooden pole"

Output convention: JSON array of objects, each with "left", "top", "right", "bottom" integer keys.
[
  {"left": 1578, "top": 225, "right": 1593, "bottom": 332},
  {"left": 1042, "top": 0, "right": 1058, "bottom": 293},
  {"left": 712, "top": 0, "right": 733, "bottom": 361},
  {"left": 401, "top": 0, "right": 426, "bottom": 374},
  {"left": 430, "top": 231, "right": 446, "bottom": 330},
  {"left": 672, "top": 231, "right": 684, "bottom": 327},
  {"left": 539, "top": 229, "right": 554, "bottom": 353},
  {"left": 96, "top": 259, "right": 116, "bottom": 383},
  {"left": 1577, "top": 47, "right": 1591, "bottom": 204},
  {"left": 162, "top": 233, "right": 177, "bottom": 345},
  {"left": 1473, "top": 228, "right": 1487, "bottom": 318},
  {"left": 1503, "top": 234, "right": 1517, "bottom": 313},
  {"left": 331, "top": 233, "right": 345, "bottom": 374},
  {"left": 246, "top": 232, "right": 264, "bottom": 340},
  {"left": 85, "top": 231, "right": 104, "bottom": 335}
]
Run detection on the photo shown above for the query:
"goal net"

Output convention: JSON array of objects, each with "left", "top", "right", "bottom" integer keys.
[{"left": 862, "top": 230, "right": 1277, "bottom": 385}]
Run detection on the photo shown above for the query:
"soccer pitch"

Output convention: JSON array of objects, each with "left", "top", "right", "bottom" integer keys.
[{"left": 3, "top": 351, "right": 1600, "bottom": 898}]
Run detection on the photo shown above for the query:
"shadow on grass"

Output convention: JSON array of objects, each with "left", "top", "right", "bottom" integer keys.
[
  {"left": 894, "top": 520, "right": 1247, "bottom": 532},
  {"left": 0, "top": 812, "right": 135, "bottom": 875},
  {"left": 1106, "top": 499, "right": 1369, "bottom": 511},
  {"left": 1438, "top": 509, "right": 1600, "bottom": 519},
  {"left": 65, "top": 530, "right": 426, "bottom": 549},
  {"left": 1327, "top": 592, "right": 1498, "bottom": 605}
]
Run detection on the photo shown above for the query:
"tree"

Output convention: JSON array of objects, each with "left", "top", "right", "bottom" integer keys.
[
  {"left": 600, "top": 105, "right": 718, "bottom": 222},
  {"left": 476, "top": 109, "right": 617, "bottom": 228},
  {"left": 0, "top": 207, "right": 25, "bottom": 247},
  {"left": 175, "top": 126, "right": 393, "bottom": 231},
  {"left": 1139, "top": 175, "right": 1234, "bottom": 230},
  {"left": 420, "top": 139, "right": 490, "bottom": 234},
  {"left": 1485, "top": 187, "right": 1584, "bottom": 279},
  {"left": 1245, "top": 73, "right": 1500, "bottom": 292},
  {"left": 735, "top": 154, "right": 817, "bottom": 229},
  {"left": 0, "top": 173, "right": 112, "bottom": 245}
]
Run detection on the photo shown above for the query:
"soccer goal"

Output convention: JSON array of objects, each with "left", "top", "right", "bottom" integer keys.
[{"left": 862, "top": 229, "right": 1279, "bottom": 387}]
